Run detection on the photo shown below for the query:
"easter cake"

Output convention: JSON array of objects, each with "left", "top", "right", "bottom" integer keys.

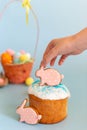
[
  {"left": 28, "top": 80, "right": 70, "bottom": 124},
  {"left": 16, "top": 67, "right": 70, "bottom": 124},
  {"left": 28, "top": 67, "right": 70, "bottom": 124}
]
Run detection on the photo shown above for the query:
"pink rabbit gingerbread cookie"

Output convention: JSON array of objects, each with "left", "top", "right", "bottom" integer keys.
[
  {"left": 16, "top": 99, "right": 42, "bottom": 124},
  {"left": 35, "top": 67, "right": 64, "bottom": 86}
]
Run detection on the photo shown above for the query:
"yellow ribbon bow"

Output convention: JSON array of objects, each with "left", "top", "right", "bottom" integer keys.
[{"left": 22, "top": 0, "right": 31, "bottom": 24}]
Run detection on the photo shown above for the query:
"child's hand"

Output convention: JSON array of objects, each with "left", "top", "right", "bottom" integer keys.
[{"left": 40, "top": 34, "right": 85, "bottom": 67}]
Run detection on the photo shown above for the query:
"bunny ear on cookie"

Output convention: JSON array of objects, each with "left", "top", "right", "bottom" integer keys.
[{"left": 21, "top": 99, "right": 28, "bottom": 108}]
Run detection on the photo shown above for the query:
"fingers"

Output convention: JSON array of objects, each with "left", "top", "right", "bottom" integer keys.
[
  {"left": 41, "top": 47, "right": 57, "bottom": 67},
  {"left": 43, "top": 40, "right": 56, "bottom": 58},
  {"left": 40, "top": 40, "right": 57, "bottom": 68},
  {"left": 50, "top": 56, "right": 57, "bottom": 66},
  {"left": 41, "top": 53, "right": 69, "bottom": 67},
  {"left": 58, "top": 54, "right": 69, "bottom": 65},
  {"left": 40, "top": 60, "right": 46, "bottom": 68},
  {"left": 40, "top": 56, "right": 57, "bottom": 68}
]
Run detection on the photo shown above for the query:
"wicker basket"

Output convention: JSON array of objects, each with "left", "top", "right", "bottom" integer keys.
[
  {"left": 0, "top": 0, "right": 39, "bottom": 84},
  {"left": 2, "top": 61, "right": 33, "bottom": 84}
]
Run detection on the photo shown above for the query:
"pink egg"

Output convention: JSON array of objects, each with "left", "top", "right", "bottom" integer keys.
[
  {"left": 20, "top": 50, "right": 26, "bottom": 54},
  {"left": 6, "top": 49, "right": 15, "bottom": 56}
]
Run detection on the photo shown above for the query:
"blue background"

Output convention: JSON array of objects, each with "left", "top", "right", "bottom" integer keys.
[{"left": 0, "top": 0, "right": 87, "bottom": 130}]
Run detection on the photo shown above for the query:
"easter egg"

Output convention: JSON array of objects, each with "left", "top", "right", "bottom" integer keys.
[
  {"left": 1, "top": 52, "right": 13, "bottom": 65},
  {"left": 26, "top": 53, "right": 31, "bottom": 59},
  {"left": 25, "top": 77, "right": 34, "bottom": 86},
  {"left": 13, "top": 52, "right": 21, "bottom": 64},
  {"left": 20, "top": 50, "right": 26, "bottom": 54},
  {"left": 19, "top": 54, "right": 30, "bottom": 63},
  {"left": 6, "top": 49, "right": 15, "bottom": 56}
]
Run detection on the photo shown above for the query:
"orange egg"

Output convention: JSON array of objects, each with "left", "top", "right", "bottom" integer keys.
[{"left": 1, "top": 52, "right": 13, "bottom": 65}]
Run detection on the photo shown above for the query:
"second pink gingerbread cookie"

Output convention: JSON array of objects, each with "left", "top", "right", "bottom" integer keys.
[{"left": 36, "top": 67, "right": 64, "bottom": 86}]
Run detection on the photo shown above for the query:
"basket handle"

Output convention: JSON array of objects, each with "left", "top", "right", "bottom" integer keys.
[{"left": 0, "top": 0, "right": 39, "bottom": 60}]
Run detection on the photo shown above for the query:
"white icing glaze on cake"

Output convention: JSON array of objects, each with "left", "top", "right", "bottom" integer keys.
[{"left": 28, "top": 80, "right": 70, "bottom": 100}]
